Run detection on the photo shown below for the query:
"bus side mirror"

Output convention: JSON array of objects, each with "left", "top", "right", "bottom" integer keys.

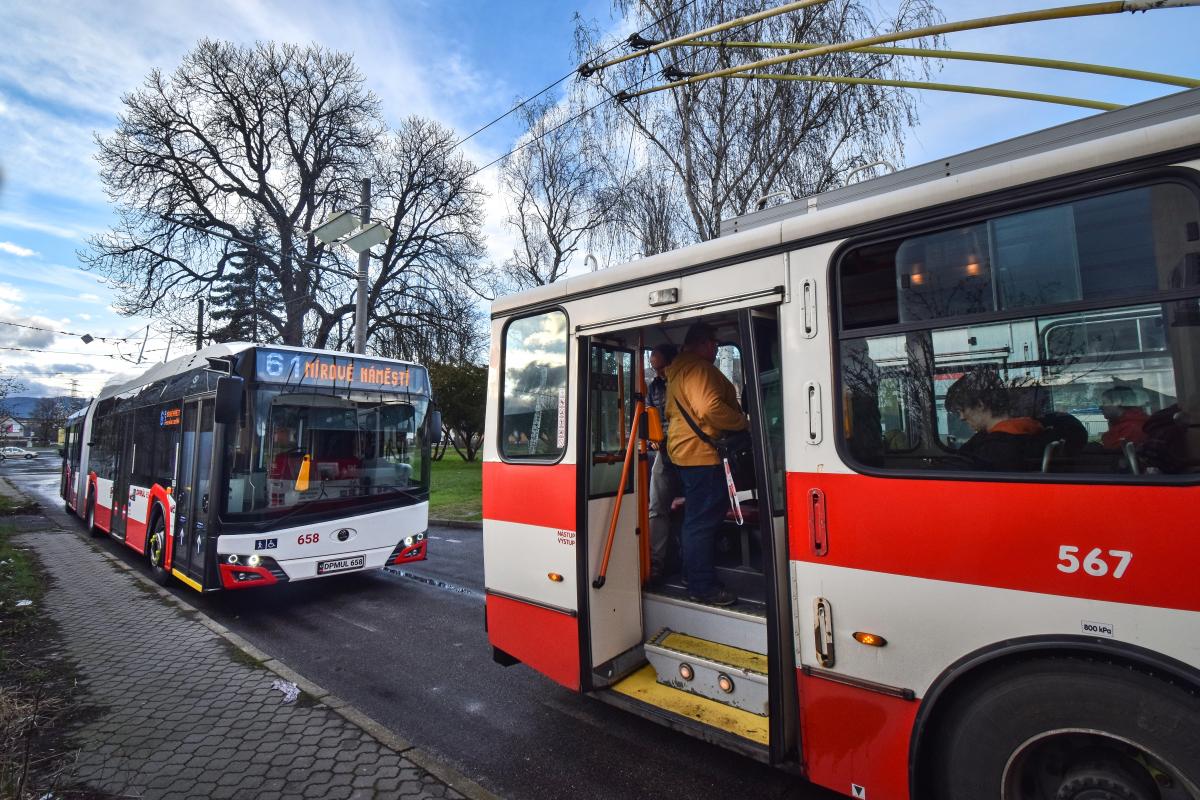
[
  {"left": 215, "top": 376, "right": 245, "bottom": 426},
  {"left": 429, "top": 410, "right": 443, "bottom": 445}
]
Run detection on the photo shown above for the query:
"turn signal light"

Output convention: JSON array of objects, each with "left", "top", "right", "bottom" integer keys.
[
  {"left": 853, "top": 631, "right": 887, "bottom": 647},
  {"left": 547, "top": 573, "right": 564, "bottom": 583}
]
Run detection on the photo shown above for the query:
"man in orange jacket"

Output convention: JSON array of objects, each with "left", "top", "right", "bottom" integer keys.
[{"left": 664, "top": 322, "right": 747, "bottom": 606}]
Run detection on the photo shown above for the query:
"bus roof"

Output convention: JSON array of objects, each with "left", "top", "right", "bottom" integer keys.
[
  {"left": 491, "top": 87, "right": 1200, "bottom": 319},
  {"left": 94, "top": 342, "right": 423, "bottom": 403}
]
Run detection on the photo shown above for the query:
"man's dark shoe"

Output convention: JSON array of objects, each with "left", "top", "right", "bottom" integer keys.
[{"left": 689, "top": 588, "right": 736, "bottom": 607}]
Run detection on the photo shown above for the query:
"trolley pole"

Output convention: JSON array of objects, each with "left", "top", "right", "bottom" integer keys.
[{"left": 354, "top": 178, "right": 370, "bottom": 355}]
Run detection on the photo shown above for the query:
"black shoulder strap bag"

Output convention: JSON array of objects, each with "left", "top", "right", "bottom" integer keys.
[{"left": 673, "top": 397, "right": 755, "bottom": 525}]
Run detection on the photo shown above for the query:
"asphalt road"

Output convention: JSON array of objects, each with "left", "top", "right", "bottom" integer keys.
[{"left": 14, "top": 462, "right": 840, "bottom": 800}]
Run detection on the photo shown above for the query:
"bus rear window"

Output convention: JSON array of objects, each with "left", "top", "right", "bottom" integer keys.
[{"left": 501, "top": 311, "right": 568, "bottom": 461}]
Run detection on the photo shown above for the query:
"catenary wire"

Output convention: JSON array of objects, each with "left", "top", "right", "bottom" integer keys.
[{"left": 453, "top": 0, "right": 703, "bottom": 149}]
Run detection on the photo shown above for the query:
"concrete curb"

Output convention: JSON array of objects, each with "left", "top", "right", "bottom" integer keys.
[
  {"left": 15, "top": 481, "right": 501, "bottom": 800},
  {"left": 429, "top": 518, "right": 483, "bottom": 530}
]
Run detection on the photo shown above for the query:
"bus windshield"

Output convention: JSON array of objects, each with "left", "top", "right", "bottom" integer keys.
[{"left": 225, "top": 386, "right": 430, "bottom": 517}]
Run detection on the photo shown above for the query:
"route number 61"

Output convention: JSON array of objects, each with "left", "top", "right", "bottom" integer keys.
[{"left": 1057, "top": 546, "right": 1133, "bottom": 579}]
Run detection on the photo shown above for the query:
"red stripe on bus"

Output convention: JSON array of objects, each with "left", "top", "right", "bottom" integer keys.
[
  {"left": 798, "top": 670, "right": 916, "bottom": 800},
  {"left": 788, "top": 472, "right": 1198, "bottom": 612},
  {"left": 94, "top": 502, "right": 112, "bottom": 533},
  {"left": 126, "top": 517, "right": 148, "bottom": 554},
  {"left": 486, "top": 592, "right": 580, "bottom": 690},
  {"left": 482, "top": 461, "right": 576, "bottom": 531}
]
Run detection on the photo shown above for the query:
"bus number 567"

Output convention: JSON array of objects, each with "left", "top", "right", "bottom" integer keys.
[{"left": 1057, "top": 546, "right": 1132, "bottom": 579}]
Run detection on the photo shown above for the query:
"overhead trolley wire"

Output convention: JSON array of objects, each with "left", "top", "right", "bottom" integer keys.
[
  {"left": 578, "top": 0, "right": 831, "bottom": 75},
  {"left": 615, "top": 1, "right": 1200, "bottom": 101},
  {"left": 470, "top": 0, "right": 790, "bottom": 180},
  {"left": 681, "top": 41, "right": 1200, "bottom": 88},
  {"left": 0, "top": 319, "right": 131, "bottom": 343},
  {"left": 728, "top": 73, "right": 1121, "bottom": 110},
  {"left": 454, "top": 0, "right": 703, "bottom": 149}
]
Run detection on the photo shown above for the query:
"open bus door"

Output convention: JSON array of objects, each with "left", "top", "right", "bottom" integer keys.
[
  {"left": 172, "top": 397, "right": 214, "bottom": 590},
  {"left": 583, "top": 340, "right": 644, "bottom": 684}
]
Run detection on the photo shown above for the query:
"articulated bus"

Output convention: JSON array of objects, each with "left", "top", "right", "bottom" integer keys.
[
  {"left": 483, "top": 89, "right": 1200, "bottom": 799},
  {"left": 62, "top": 343, "right": 434, "bottom": 592}
]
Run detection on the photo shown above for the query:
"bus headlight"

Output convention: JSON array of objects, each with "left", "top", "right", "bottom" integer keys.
[
  {"left": 247, "top": 554, "right": 261, "bottom": 568},
  {"left": 404, "top": 536, "right": 415, "bottom": 547},
  {"left": 227, "top": 554, "right": 239, "bottom": 565}
]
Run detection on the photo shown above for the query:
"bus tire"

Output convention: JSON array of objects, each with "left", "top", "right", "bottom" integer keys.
[
  {"left": 85, "top": 496, "right": 100, "bottom": 537},
  {"left": 930, "top": 657, "right": 1200, "bottom": 800},
  {"left": 146, "top": 510, "right": 170, "bottom": 586}
]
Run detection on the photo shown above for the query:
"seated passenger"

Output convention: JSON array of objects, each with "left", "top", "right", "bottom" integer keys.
[
  {"left": 944, "top": 368, "right": 1045, "bottom": 471},
  {"left": 1099, "top": 386, "right": 1149, "bottom": 450}
]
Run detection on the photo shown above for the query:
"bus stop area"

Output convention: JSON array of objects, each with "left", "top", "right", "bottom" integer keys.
[{"left": 0, "top": 477, "right": 494, "bottom": 800}]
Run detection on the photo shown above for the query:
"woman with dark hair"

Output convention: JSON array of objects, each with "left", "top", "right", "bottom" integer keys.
[{"left": 944, "top": 368, "right": 1046, "bottom": 471}]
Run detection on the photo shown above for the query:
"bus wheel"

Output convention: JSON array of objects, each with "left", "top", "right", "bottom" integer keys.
[
  {"left": 85, "top": 497, "right": 100, "bottom": 537},
  {"left": 146, "top": 512, "right": 170, "bottom": 586},
  {"left": 931, "top": 658, "right": 1200, "bottom": 800}
]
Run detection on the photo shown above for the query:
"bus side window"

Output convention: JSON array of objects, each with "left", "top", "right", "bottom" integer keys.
[
  {"left": 500, "top": 310, "right": 569, "bottom": 462},
  {"left": 836, "top": 180, "right": 1200, "bottom": 480}
]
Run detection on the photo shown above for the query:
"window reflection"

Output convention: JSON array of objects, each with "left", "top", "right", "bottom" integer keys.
[{"left": 501, "top": 311, "right": 569, "bottom": 460}]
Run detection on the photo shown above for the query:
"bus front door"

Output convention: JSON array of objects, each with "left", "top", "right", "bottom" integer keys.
[
  {"left": 584, "top": 341, "right": 644, "bottom": 681},
  {"left": 172, "top": 398, "right": 215, "bottom": 588}
]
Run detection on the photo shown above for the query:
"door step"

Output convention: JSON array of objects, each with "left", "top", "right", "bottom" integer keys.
[
  {"left": 644, "top": 628, "right": 769, "bottom": 716},
  {"left": 642, "top": 591, "right": 767, "bottom": 653},
  {"left": 609, "top": 664, "right": 770, "bottom": 746}
]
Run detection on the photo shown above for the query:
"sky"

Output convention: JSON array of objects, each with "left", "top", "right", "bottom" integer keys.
[{"left": 0, "top": 0, "right": 1196, "bottom": 397}]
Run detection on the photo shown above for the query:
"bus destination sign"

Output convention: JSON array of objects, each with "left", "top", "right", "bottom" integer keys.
[{"left": 254, "top": 349, "right": 427, "bottom": 393}]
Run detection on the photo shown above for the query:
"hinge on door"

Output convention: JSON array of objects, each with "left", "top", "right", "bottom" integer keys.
[
  {"left": 814, "top": 597, "right": 835, "bottom": 668},
  {"left": 808, "top": 488, "right": 828, "bottom": 556}
]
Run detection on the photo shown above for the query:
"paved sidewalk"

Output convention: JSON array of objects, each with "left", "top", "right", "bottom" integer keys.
[{"left": 10, "top": 509, "right": 476, "bottom": 799}]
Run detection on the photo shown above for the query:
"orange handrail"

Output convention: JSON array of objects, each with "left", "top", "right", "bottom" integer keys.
[{"left": 593, "top": 399, "right": 644, "bottom": 589}]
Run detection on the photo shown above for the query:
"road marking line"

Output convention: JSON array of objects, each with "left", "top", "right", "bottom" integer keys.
[{"left": 326, "top": 610, "right": 380, "bottom": 634}]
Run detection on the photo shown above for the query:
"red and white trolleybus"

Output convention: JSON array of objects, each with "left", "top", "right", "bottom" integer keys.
[
  {"left": 62, "top": 343, "right": 434, "bottom": 592},
  {"left": 483, "top": 89, "right": 1200, "bottom": 799}
]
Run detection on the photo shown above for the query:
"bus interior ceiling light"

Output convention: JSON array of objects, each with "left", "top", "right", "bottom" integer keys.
[
  {"left": 343, "top": 223, "right": 389, "bottom": 254},
  {"left": 309, "top": 210, "right": 359, "bottom": 245}
]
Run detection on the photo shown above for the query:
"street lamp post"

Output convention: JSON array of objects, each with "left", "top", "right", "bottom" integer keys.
[
  {"left": 310, "top": 181, "right": 391, "bottom": 356},
  {"left": 354, "top": 178, "right": 370, "bottom": 355}
]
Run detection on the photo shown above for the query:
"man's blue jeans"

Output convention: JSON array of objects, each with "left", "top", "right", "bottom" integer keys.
[{"left": 676, "top": 463, "right": 727, "bottom": 598}]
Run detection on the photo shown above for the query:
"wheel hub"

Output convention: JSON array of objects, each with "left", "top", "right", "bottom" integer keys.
[{"left": 1055, "top": 761, "right": 1159, "bottom": 800}]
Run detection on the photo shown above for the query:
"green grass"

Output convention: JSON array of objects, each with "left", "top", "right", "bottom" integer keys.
[
  {"left": 0, "top": 523, "right": 42, "bottom": 649},
  {"left": 429, "top": 453, "right": 482, "bottom": 522}
]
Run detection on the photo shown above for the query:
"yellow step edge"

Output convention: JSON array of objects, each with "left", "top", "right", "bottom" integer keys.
[
  {"left": 659, "top": 631, "right": 768, "bottom": 675},
  {"left": 610, "top": 665, "right": 769, "bottom": 746}
]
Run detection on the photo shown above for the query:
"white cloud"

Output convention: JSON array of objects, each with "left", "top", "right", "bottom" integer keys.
[
  {"left": 0, "top": 242, "right": 36, "bottom": 257},
  {"left": 0, "top": 212, "right": 92, "bottom": 241}
]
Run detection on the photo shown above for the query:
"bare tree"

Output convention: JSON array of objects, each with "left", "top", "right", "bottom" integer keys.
[
  {"left": 85, "top": 41, "right": 487, "bottom": 355},
  {"left": 497, "top": 98, "right": 614, "bottom": 290},
  {"left": 29, "top": 398, "right": 68, "bottom": 445},
  {"left": 577, "top": 0, "right": 943, "bottom": 241},
  {"left": 0, "top": 377, "right": 24, "bottom": 423}
]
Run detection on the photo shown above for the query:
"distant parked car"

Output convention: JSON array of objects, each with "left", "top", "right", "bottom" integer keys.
[{"left": 0, "top": 447, "right": 37, "bottom": 460}]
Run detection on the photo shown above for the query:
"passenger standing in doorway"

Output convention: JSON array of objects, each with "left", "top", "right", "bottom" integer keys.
[
  {"left": 647, "top": 342, "right": 679, "bottom": 585},
  {"left": 664, "top": 323, "right": 747, "bottom": 607}
]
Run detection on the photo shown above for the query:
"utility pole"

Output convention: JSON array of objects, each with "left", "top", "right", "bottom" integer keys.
[
  {"left": 196, "top": 300, "right": 205, "bottom": 351},
  {"left": 354, "top": 177, "right": 370, "bottom": 355}
]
